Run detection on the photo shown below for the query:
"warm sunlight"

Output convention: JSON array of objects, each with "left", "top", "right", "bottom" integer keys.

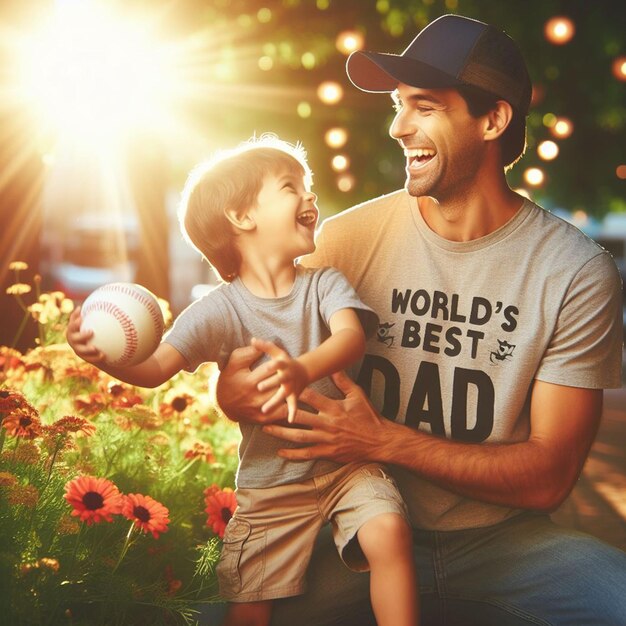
[{"left": 17, "top": 0, "right": 176, "bottom": 146}]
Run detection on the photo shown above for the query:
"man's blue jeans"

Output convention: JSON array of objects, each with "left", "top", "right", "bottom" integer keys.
[{"left": 271, "top": 513, "right": 626, "bottom": 625}]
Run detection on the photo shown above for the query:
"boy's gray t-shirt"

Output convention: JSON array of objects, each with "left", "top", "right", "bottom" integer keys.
[{"left": 164, "top": 265, "right": 378, "bottom": 488}]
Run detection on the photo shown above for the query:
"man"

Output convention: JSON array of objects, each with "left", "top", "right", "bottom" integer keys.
[{"left": 216, "top": 14, "right": 626, "bottom": 626}]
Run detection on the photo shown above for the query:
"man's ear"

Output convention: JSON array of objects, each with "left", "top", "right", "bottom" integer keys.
[
  {"left": 484, "top": 100, "right": 513, "bottom": 141},
  {"left": 224, "top": 207, "right": 256, "bottom": 232}
]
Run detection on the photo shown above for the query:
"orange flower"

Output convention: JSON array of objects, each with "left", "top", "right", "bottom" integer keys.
[
  {"left": 73, "top": 393, "right": 107, "bottom": 417},
  {"left": 10, "top": 441, "right": 41, "bottom": 464},
  {"left": 38, "top": 557, "right": 60, "bottom": 573},
  {"left": 46, "top": 415, "right": 96, "bottom": 438},
  {"left": 56, "top": 514, "right": 81, "bottom": 535},
  {"left": 159, "top": 393, "right": 194, "bottom": 417},
  {"left": 104, "top": 381, "right": 144, "bottom": 408},
  {"left": 122, "top": 493, "right": 170, "bottom": 539},
  {"left": 64, "top": 476, "right": 123, "bottom": 525},
  {"left": 0, "top": 388, "right": 33, "bottom": 413},
  {"left": 0, "top": 471, "right": 18, "bottom": 487},
  {"left": 2, "top": 409, "right": 42, "bottom": 439},
  {"left": 6, "top": 484, "right": 39, "bottom": 507},
  {"left": 204, "top": 486, "right": 237, "bottom": 538},
  {"left": 0, "top": 348, "right": 24, "bottom": 373},
  {"left": 184, "top": 442, "right": 216, "bottom": 464}
]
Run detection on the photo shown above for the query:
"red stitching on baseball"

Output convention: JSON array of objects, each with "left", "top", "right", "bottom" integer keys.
[
  {"left": 82, "top": 300, "right": 138, "bottom": 366},
  {"left": 100, "top": 284, "right": 164, "bottom": 336}
]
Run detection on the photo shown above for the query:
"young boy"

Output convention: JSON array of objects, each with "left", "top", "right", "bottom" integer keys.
[{"left": 66, "top": 135, "right": 418, "bottom": 626}]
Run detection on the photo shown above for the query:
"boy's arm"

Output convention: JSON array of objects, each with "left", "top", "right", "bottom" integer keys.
[
  {"left": 254, "top": 308, "right": 366, "bottom": 421},
  {"left": 66, "top": 306, "right": 188, "bottom": 388}
]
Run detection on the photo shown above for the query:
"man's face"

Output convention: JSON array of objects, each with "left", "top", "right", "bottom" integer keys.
[{"left": 389, "top": 84, "right": 487, "bottom": 201}]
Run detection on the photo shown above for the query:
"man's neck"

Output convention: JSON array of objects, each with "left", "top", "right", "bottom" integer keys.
[{"left": 417, "top": 181, "right": 523, "bottom": 242}]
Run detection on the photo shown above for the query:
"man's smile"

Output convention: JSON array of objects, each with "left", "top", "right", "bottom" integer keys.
[{"left": 404, "top": 147, "right": 437, "bottom": 170}]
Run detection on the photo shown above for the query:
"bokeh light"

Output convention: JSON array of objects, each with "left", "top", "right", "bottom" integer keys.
[
  {"left": 258, "top": 56, "right": 273, "bottom": 71},
  {"left": 616, "top": 165, "right": 626, "bottom": 180},
  {"left": 324, "top": 127, "right": 348, "bottom": 148},
  {"left": 336, "top": 30, "right": 365, "bottom": 55},
  {"left": 612, "top": 56, "right": 626, "bottom": 82},
  {"left": 317, "top": 81, "right": 344, "bottom": 105},
  {"left": 301, "top": 52, "right": 316, "bottom": 69},
  {"left": 337, "top": 173, "right": 356, "bottom": 192},
  {"left": 331, "top": 154, "right": 350, "bottom": 172},
  {"left": 542, "top": 113, "right": 557, "bottom": 128},
  {"left": 524, "top": 167, "right": 545, "bottom": 186},
  {"left": 550, "top": 118, "right": 573, "bottom": 139},
  {"left": 537, "top": 140, "right": 559, "bottom": 161},
  {"left": 544, "top": 16, "right": 575, "bottom": 45},
  {"left": 297, "top": 101, "right": 312, "bottom": 118}
]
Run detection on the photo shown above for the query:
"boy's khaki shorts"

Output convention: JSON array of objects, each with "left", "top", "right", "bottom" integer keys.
[{"left": 216, "top": 462, "right": 408, "bottom": 603}]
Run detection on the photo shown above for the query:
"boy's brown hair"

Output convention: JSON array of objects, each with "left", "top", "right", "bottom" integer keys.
[{"left": 179, "top": 135, "right": 313, "bottom": 282}]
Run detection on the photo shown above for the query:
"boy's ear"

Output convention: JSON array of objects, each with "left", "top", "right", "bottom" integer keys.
[
  {"left": 224, "top": 207, "right": 256, "bottom": 232},
  {"left": 483, "top": 100, "right": 513, "bottom": 141}
]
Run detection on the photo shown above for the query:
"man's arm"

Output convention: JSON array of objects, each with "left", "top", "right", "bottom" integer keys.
[{"left": 263, "top": 372, "right": 603, "bottom": 512}]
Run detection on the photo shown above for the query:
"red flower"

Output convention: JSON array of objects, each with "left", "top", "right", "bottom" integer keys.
[
  {"left": 204, "top": 486, "right": 237, "bottom": 538},
  {"left": 74, "top": 393, "right": 107, "bottom": 417},
  {"left": 0, "top": 388, "right": 35, "bottom": 414},
  {"left": 2, "top": 409, "right": 42, "bottom": 439},
  {"left": 0, "top": 348, "right": 24, "bottom": 372},
  {"left": 122, "top": 493, "right": 170, "bottom": 539},
  {"left": 64, "top": 476, "right": 123, "bottom": 525},
  {"left": 46, "top": 415, "right": 96, "bottom": 437},
  {"left": 184, "top": 442, "right": 216, "bottom": 464}
]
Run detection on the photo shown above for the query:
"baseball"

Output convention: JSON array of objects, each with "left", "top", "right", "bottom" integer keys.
[{"left": 80, "top": 283, "right": 165, "bottom": 367}]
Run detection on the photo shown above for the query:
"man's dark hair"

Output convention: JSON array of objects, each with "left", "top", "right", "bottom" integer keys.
[{"left": 456, "top": 84, "right": 527, "bottom": 171}]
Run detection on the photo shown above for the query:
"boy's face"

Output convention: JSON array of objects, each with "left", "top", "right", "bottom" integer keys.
[{"left": 250, "top": 165, "right": 319, "bottom": 262}]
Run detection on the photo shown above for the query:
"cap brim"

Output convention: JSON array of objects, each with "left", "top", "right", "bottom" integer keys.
[{"left": 347, "top": 50, "right": 463, "bottom": 93}]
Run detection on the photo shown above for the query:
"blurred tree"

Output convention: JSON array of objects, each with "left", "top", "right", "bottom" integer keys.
[
  {"left": 1, "top": 0, "right": 624, "bottom": 348},
  {"left": 158, "top": 0, "right": 625, "bottom": 217}
]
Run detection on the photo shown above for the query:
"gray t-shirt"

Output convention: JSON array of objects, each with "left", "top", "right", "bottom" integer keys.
[
  {"left": 164, "top": 265, "right": 378, "bottom": 488},
  {"left": 303, "top": 190, "right": 623, "bottom": 531}
]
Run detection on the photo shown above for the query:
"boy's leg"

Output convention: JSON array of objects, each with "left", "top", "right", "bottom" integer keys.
[
  {"left": 271, "top": 525, "right": 375, "bottom": 626},
  {"left": 357, "top": 512, "right": 419, "bottom": 626},
  {"left": 223, "top": 601, "right": 272, "bottom": 626}
]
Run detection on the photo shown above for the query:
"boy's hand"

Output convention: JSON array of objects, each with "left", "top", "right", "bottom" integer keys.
[
  {"left": 66, "top": 307, "right": 106, "bottom": 364},
  {"left": 251, "top": 338, "right": 309, "bottom": 423}
]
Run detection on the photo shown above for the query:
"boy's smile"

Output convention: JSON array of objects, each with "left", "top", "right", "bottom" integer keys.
[{"left": 250, "top": 168, "right": 319, "bottom": 262}]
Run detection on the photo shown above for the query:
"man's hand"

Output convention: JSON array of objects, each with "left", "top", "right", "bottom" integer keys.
[
  {"left": 252, "top": 338, "right": 309, "bottom": 422},
  {"left": 66, "top": 307, "right": 106, "bottom": 364},
  {"left": 262, "top": 370, "right": 395, "bottom": 463},
  {"left": 216, "top": 345, "right": 288, "bottom": 424}
]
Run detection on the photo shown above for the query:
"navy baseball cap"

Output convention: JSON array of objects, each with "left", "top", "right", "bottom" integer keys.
[{"left": 346, "top": 14, "right": 532, "bottom": 115}]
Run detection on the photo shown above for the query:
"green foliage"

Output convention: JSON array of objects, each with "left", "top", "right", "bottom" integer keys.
[
  {"left": 0, "top": 294, "right": 239, "bottom": 624},
  {"left": 164, "top": 0, "right": 625, "bottom": 217}
]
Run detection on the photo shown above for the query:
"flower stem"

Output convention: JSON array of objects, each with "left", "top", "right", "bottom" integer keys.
[
  {"left": 45, "top": 442, "right": 62, "bottom": 487},
  {"left": 113, "top": 522, "right": 136, "bottom": 573},
  {"left": 10, "top": 311, "right": 31, "bottom": 349},
  {"left": 69, "top": 522, "right": 85, "bottom": 572}
]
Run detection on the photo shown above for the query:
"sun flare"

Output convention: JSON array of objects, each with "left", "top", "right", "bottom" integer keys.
[{"left": 17, "top": 0, "right": 177, "bottom": 145}]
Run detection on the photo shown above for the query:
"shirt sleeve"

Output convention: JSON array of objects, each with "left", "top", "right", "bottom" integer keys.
[
  {"left": 535, "top": 251, "right": 623, "bottom": 389},
  {"left": 315, "top": 267, "right": 379, "bottom": 339},
  {"left": 162, "top": 293, "right": 227, "bottom": 372}
]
